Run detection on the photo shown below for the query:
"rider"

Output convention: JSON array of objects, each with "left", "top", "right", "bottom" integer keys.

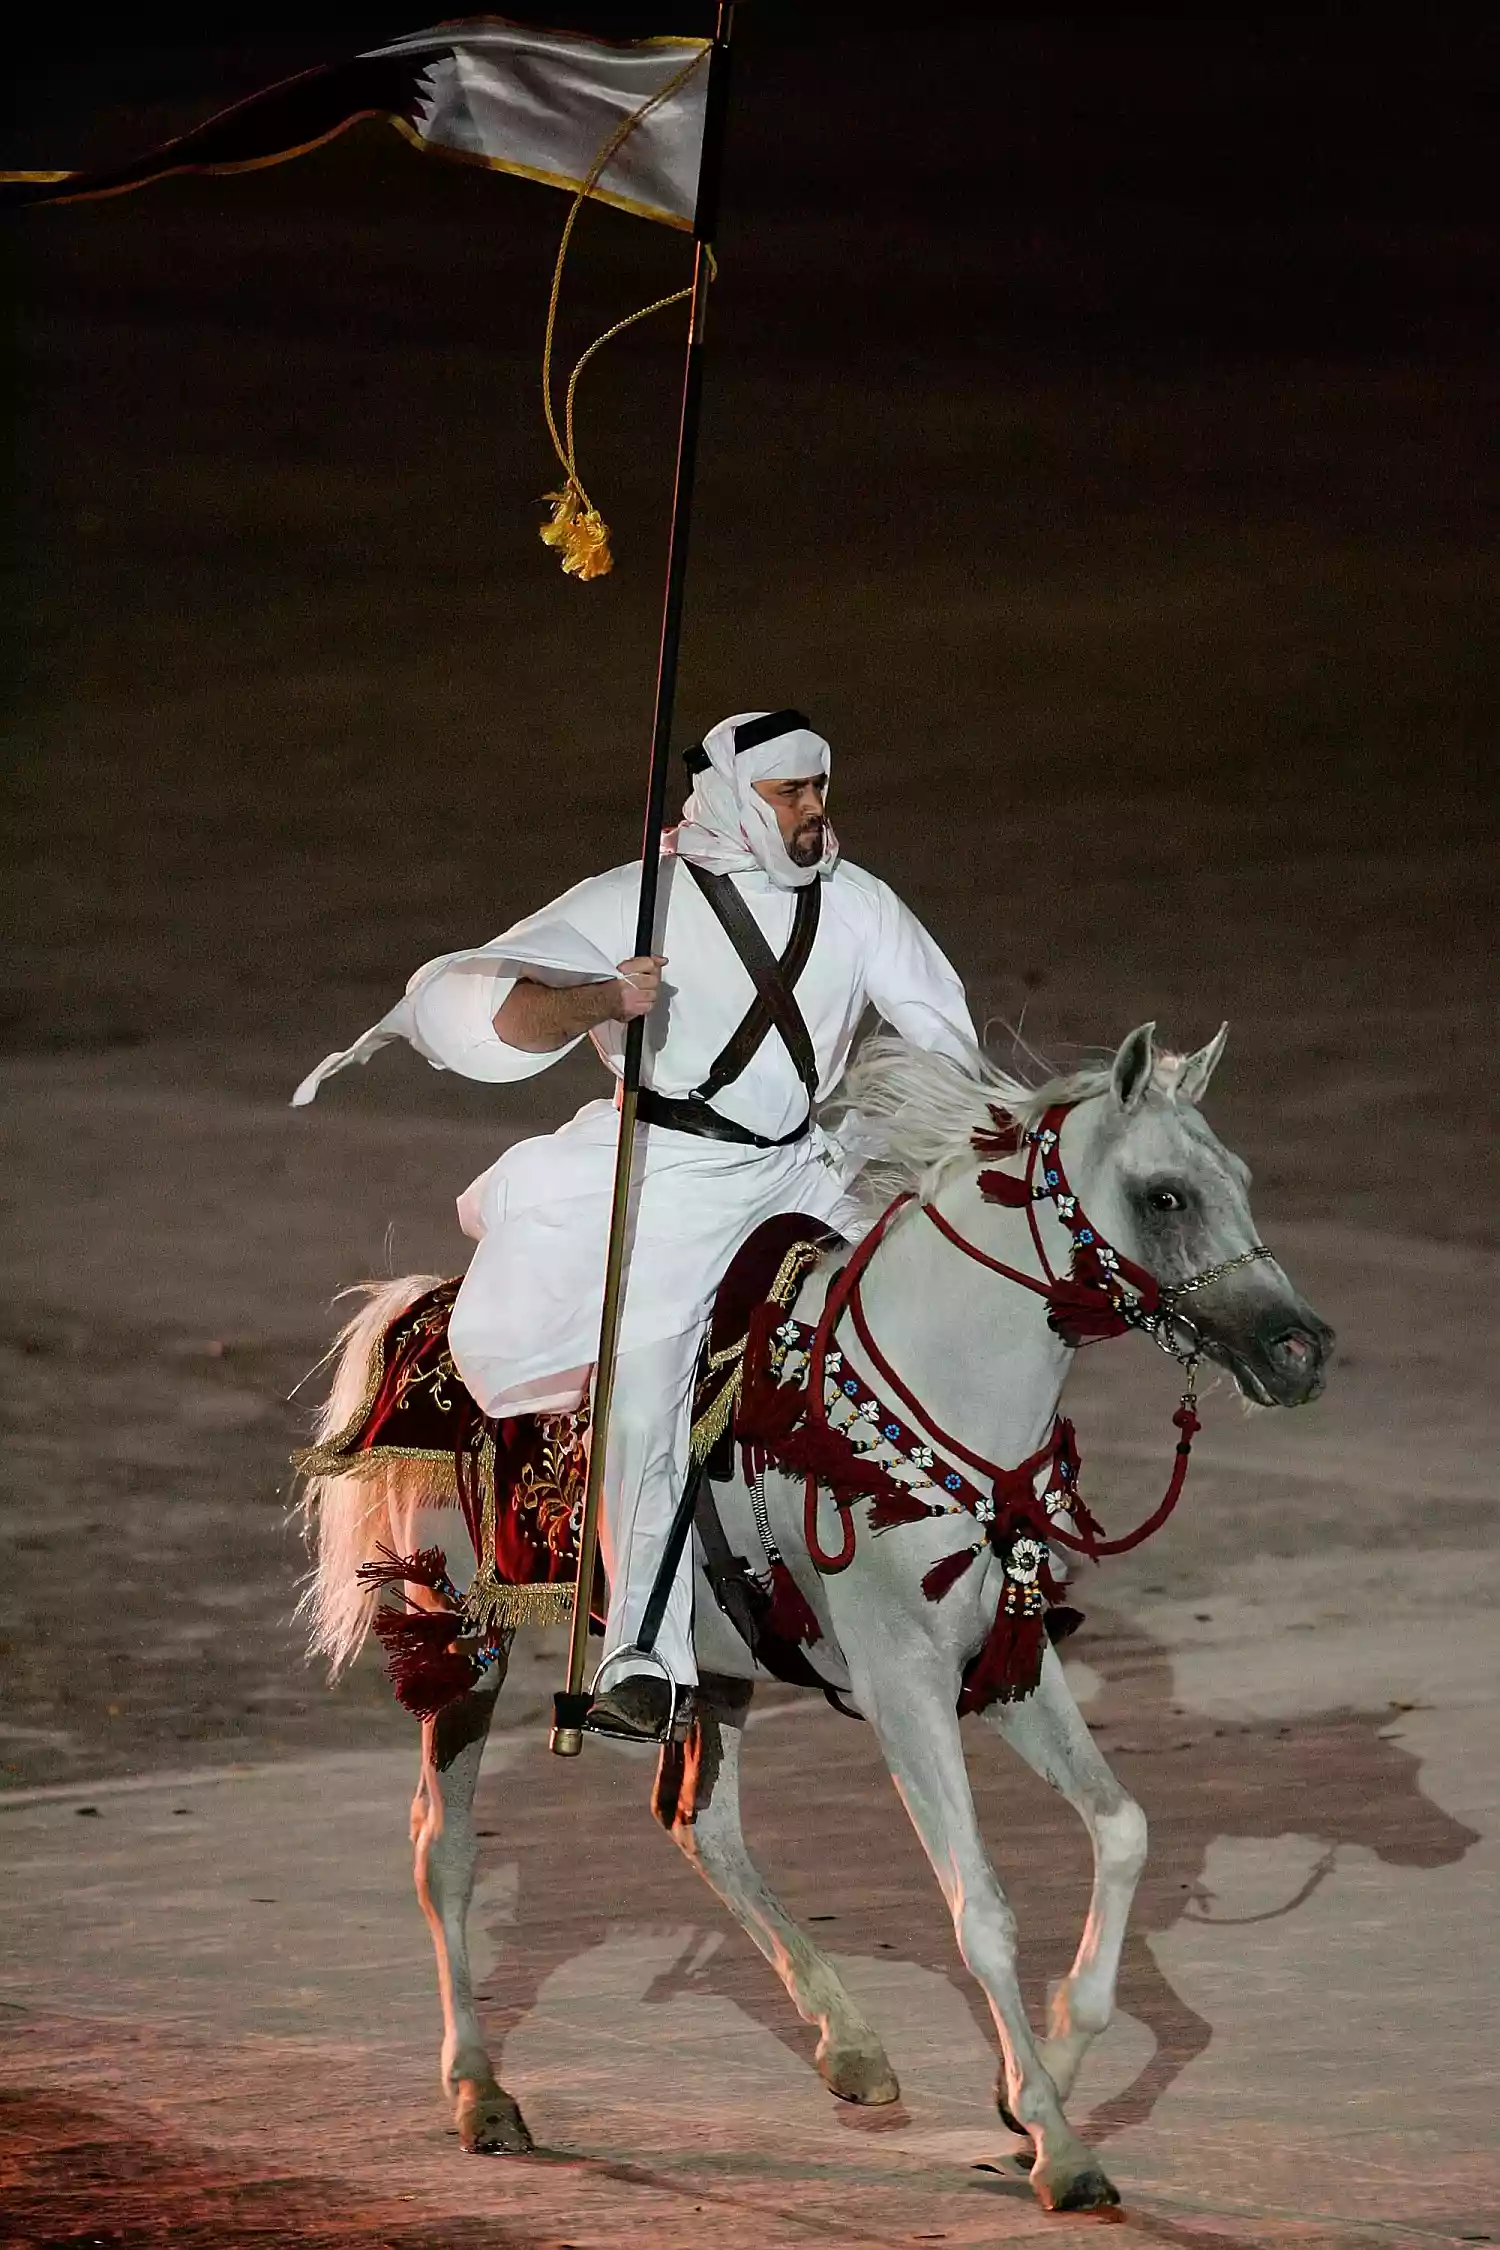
[{"left": 295, "top": 710, "right": 977, "bottom": 1737}]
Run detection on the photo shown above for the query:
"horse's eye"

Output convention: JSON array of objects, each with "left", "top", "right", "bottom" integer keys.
[{"left": 1147, "top": 1186, "right": 1185, "bottom": 1214}]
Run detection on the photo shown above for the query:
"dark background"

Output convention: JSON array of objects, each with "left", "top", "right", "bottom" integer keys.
[{"left": 2, "top": 11, "right": 1495, "bottom": 1784}]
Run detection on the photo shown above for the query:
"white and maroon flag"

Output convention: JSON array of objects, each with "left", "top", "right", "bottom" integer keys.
[{"left": 3, "top": 18, "right": 711, "bottom": 229}]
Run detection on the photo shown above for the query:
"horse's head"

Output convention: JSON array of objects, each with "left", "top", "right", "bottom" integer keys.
[{"left": 1070, "top": 1023, "right": 1334, "bottom": 1408}]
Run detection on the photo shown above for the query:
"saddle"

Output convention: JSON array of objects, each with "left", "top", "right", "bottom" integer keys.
[{"left": 295, "top": 1215, "right": 842, "bottom": 1719}]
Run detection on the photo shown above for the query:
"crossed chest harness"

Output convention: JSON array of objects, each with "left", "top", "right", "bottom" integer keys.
[{"left": 634, "top": 862, "right": 821, "bottom": 1151}]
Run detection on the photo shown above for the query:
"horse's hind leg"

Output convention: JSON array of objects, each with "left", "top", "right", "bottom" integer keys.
[
  {"left": 653, "top": 1677, "right": 900, "bottom": 2106},
  {"left": 411, "top": 1649, "right": 532, "bottom": 2155},
  {"left": 986, "top": 1641, "right": 1147, "bottom": 2114}
]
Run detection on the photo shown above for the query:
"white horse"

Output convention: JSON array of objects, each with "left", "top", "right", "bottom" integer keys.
[{"left": 299, "top": 1022, "right": 1332, "bottom": 2215}]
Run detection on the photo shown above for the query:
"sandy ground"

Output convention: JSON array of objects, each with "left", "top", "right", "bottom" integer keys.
[
  {"left": 3, "top": 1554, "right": 1498, "bottom": 2246},
  {"left": 2, "top": 27, "right": 1497, "bottom": 2242}
]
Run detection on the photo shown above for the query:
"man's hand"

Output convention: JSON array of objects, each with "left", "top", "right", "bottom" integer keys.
[
  {"left": 613, "top": 955, "right": 666, "bottom": 1022},
  {"left": 494, "top": 956, "right": 667, "bottom": 1052}
]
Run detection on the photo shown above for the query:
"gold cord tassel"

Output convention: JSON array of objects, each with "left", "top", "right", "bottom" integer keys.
[{"left": 539, "top": 479, "right": 614, "bottom": 580}]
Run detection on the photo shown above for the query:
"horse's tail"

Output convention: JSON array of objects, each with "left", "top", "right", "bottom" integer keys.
[{"left": 295, "top": 1274, "right": 444, "bottom": 1679}]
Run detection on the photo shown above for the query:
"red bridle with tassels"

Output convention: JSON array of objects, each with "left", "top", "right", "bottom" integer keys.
[{"left": 791, "top": 1100, "right": 1272, "bottom": 1575}]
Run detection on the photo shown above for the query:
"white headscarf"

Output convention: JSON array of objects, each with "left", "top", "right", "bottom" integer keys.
[{"left": 669, "top": 708, "right": 839, "bottom": 890}]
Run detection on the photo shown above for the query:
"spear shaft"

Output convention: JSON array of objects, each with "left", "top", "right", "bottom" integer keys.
[{"left": 551, "top": 4, "right": 737, "bottom": 1757}]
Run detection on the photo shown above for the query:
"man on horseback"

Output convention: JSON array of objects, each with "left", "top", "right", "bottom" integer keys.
[{"left": 296, "top": 709, "right": 976, "bottom": 1737}]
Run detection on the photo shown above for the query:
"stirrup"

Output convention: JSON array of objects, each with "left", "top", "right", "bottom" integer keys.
[{"left": 584, "top": 1645, "right": 693, "bottom": 1743}]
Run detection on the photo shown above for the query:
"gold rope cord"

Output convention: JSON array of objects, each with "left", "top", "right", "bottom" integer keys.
[{"left": 538, "top": 46, "right": 710, "bottom": 579}]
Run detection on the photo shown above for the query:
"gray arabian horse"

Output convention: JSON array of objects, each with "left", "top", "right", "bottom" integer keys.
[{"left": 299, "top": 1023, "right": 1332, "bottom": 2215}]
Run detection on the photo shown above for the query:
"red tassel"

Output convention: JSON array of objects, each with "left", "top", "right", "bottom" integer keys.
[
  {"left": 357, "top": 1543, "right": 454, "bottom": 1596},
  {"left": 771, "top": 1418, "right": 912, "bottom": 1514},
  {"left": 1060, "top": 1493, "right": 1106, "bottom": 1548},
  {"left": 1045, "top": 1278, "right": 1132, "bottom": 1345},
  {"left": 765, "top": 1559, "right": 822, "bottom": 1646},
  {"left": 922, "top": 1543, "right": 983, "bottom": 1602},
  {"left": 976, "top": 1167, "right": 1034, "bottom": 1208},
  {"left": 370, "top": 1606, "right": 479, "bottom": 1720},
  {"left": 867, "top": 1489, "right": 942, "bottom": 1532},
  {"left": 738, "top": 1302, "right": 814, "bottom": 1444},
  {"left": 959, "top": 1603, "right": 1048, "bottom": 1712},
  {"left": 972, "top": 1108, "right": 1021, "bottom": 1158}
]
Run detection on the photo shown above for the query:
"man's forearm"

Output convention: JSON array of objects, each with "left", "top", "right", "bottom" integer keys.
[{"left": 493, "top": 976, "right": 619, "bottom": 1054}]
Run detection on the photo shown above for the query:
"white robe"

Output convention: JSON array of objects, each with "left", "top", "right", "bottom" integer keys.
[{"left": 296, "top": 853, "right": 976, "bottom": 1413}]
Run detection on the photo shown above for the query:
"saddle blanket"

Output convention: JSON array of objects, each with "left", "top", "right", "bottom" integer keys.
[{"left": 295, "top": 1220, "right": 835, "bottom": 1716}]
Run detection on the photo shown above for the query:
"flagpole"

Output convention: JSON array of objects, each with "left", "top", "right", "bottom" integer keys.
[{"left": 551, "top": 3, "right": 737, "bottom": 1757}]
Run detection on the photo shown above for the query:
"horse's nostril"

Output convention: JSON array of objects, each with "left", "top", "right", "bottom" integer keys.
[{"left": 1268, "top": 1326, "right": 1321, "bottom": 1368}]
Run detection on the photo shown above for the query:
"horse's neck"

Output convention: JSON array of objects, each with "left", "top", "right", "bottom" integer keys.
[{"left": 847, "top": 1175, "right": 1074, "bottom": 1468}]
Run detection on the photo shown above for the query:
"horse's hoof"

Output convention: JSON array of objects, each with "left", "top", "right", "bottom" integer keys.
[
  {"left": 1033, "top": 2159, "right": 1120, "bottom": 2213},
  {"left": 456, "top": 2084, "right": 532, "bottom": 2155},
  {"left": 817, "top": 2040, "right": 901, "bottom": 2106}
]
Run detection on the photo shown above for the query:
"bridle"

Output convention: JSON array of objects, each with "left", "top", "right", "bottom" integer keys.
[
  {"left": 791, "top": 1099, "right": 1274, "bottom": 1571},
  {"left": 935, "top": 1100, "right": 1275, "bottom": 1381}
]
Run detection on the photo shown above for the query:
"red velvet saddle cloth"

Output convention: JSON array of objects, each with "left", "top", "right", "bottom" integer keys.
[
  {"left": 294, "top": 1278, "right": 586, "bottom": 1635},
  {"left": 297, "top": 1224, "right": 840, "bottom": 1717}
]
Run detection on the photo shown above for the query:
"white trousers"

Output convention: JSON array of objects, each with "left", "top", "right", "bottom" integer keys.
[{"left": 596, "top": 1327, "right": 703, "bottom": 1689}]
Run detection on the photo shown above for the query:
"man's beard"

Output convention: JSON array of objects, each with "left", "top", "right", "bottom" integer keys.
[{"left": 787, "top": 819, "right": 825, "bottom": 869}]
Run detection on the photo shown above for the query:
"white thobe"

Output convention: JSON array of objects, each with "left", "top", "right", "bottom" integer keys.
[{"left": 297, "top": 851, "right": 976, "bottom": 1684}]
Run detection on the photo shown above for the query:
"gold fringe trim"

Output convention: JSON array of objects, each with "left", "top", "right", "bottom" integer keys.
[
  {"left": 290, "top": 1444, "right": 463, "bottom": 1505},
  {"left": 690, "top": 1360, "right": 743, "bottom": 1467},
  {"left": 458, "top": 1432, "right": 509, "bottom": 1627},
  {"left": 463, "top": 1578, "right": 574, "bottom": 1632}
]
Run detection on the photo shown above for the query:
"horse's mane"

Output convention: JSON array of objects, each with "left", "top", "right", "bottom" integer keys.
[{"left": 827, "top": 1033, "right": 1116, "bottom": 1208}]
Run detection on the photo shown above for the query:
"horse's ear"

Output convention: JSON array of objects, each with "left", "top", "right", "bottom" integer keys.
[
  {"left": 1110, "top": 1021, "right": 1156, "bottom": 1112},
  {"left": 1177, "top": 1022, "right": 1229, "bottom": 1106}
]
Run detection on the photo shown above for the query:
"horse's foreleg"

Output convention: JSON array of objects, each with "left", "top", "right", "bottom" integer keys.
[
  {"left": 410, "top": 1650, "right": 531, "bottom": 2155},
  {"left": 987, "top": 1641, "right": 1147, "bottom": 2113},
  {"left": 653, "top": 1677, "right": 900, "bottom": 2105},
  {"left": 854, "top": 1650, "right": 1118, "bottom": 2214}
]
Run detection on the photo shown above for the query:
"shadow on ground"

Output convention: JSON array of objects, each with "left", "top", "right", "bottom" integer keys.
[{"left": 470, "top": 1612, "right": 1479, "bottom": 2140}]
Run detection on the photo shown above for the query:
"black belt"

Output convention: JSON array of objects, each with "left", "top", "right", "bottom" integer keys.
[{"left": 635, "top": 1086, "right": 810, "bottom": 1150}]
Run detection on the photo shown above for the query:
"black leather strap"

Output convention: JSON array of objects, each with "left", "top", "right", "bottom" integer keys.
[
  {"left": 635, "top": 1454, "right": 706, "bottom": 1658},
  {"left": 687, "top": 863, "right": 821, "bottom": 1104},
  {"left": 692, "top": 1477, "right": 830, "bottom": 1691},
  {"left": 692, "top": 1473, "right": 767, "bottom": 1647},
  {"left": 636, "top": 1087, "right": 810, "bottom": 1150}
]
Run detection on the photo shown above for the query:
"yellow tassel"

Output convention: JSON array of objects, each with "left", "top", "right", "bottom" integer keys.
[
  {"left": 538, "top": 482, "right": 578, "bottom": 549},
  {"left": 539, "top": 481, "right": 613, "bottom": 580}
]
